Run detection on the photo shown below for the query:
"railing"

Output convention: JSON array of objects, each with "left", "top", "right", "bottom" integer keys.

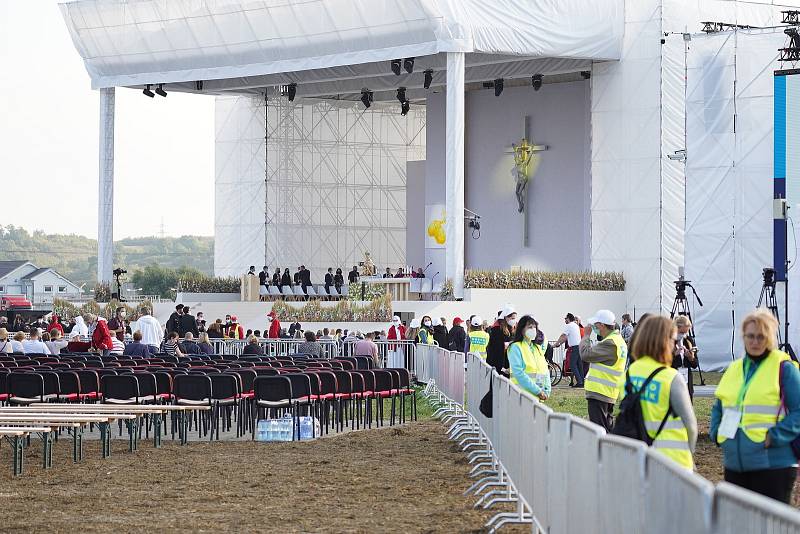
[{"left": 422, "top": 348, "right": 800, "bottom": 533}]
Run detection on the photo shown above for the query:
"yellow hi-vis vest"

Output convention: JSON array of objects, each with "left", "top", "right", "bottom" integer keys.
[
  {"left": 625, "top": 355, "right": 693, "bottom": 470},
  {"left": 417, "top": 329, "right": 437, "bottom": 346},
  {"left": 585, "top": 330, "right": 627, "bottom": 400},
  {"left": 715, "top": 349, "right": 789, "bottom": 444},
  {"left": 468, "top": 331, "right": 490, "bottom": 358},
  {"left": 509, "top": 340, "right": 549, "bottom": 392}
]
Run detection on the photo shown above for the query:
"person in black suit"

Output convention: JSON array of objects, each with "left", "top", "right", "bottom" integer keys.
[
  {"left": 272, "top": 268, "right": 281, "bottom": 290},
  {"left": 334, "top": 268, "right": 345, "bottom": 294},
  {"left": 293, "top": 267, "right": 302, "bottom": 286},
  {"left": 258, "top": 266, "right": 268, "bottom": 287},
  {"left": 324, "top": 267, "right": 334, "bottom": 295},
  {"left": 348, "top": 266, "right": 359, "bottom": 284},
  {"left": 299, "top": 265, "right": 312, "bottom": 295},
  {"left": 281, "top": 268, "right": 293, "bottom": 292},
  {"left": 288, "top": 320, "right": 302, "bottom": 336},
  {"left": 179, "top": 306, "right": 199, "bottom": 337},
  {"left": 165, "top": 304, "right": 184, "bottom": 339}
]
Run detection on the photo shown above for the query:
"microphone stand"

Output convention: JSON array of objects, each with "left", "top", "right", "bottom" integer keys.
[{"left": 430, "top": 272, "right": 439, "bottom": 301}]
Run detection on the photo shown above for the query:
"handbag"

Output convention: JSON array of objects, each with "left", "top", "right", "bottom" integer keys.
[{"left": 479, "top": 381, "right": 493, "bottom": 418}]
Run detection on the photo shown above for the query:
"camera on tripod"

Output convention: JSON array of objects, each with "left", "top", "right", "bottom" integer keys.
[{"left": 762, "top": 267, "right": 776, "bottom": 286}]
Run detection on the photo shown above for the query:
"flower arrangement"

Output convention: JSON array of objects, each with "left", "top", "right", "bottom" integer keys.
[
  {"left": 52, "top": 298, "right": 152, "bottom": 321},
  {"left": 272, "top": 293, "right": 392, "bottom": 322},
  {"left": 177, "top": 273, "right": 240, "bottom": 294},
  {"left": 347, "top": 282, "right": 389, "bottom": 302},
  {"left": 464, "top": 269, "right": 625, "bottom": 291},
  {"left": 440, "top": 279, "right": 455, "bottom": 301},
  {"left": 93, "top": 283, "right": 111, "bottom": 302}
]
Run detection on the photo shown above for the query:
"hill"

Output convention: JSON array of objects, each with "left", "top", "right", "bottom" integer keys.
[{"left": 0, "top": 225, "right": 213, "bottom": 287}]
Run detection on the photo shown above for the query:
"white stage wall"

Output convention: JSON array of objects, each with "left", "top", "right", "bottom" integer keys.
[{"left": 214, "top": 96, "right": 426, "bottom": 278}]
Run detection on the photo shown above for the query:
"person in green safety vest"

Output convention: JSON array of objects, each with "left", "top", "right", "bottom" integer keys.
[
  {"left": 507, "top": 315, "right": 550, "bottom": 400},
  {"left": 417, "top": 315, "right": 436, "bottom": 345},
  {"left": 580, "top": 309, "right": 627, "bottom": 431},
  {"left": 711, "top": 309, "right": 800, "bottom": 504},
  {"left": 467, "top": 315, "right": 490, "bottom": 358}
]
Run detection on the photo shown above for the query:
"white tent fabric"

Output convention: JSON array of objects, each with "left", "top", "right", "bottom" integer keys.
[
  {"left": 685, "top": 29, "right": 789, "bottom": 370},
  {"left": 59, "top": 0, "right": 623, "bottom": 89}
]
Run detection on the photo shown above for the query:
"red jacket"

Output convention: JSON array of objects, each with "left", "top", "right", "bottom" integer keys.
[
  {"left": 387, "top": 324, "right": 406, "bottom": 341},
  {"left": 47, "top": 320, "right": 64, "bottom": 335},
  {"left": 268, "top": 319, "right": 281, "bottom": 339},
  {"left": 91, "top": 319, "right": 114, "bottom": 350},
  {"left": 228, "top": 324, "right": 245, "bottom": 340}
]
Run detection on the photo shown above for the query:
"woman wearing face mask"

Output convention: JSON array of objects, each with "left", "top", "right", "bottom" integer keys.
[
  {"left": 487, "top": 306, "right": 517, "bottom": 377},
  {"left": 710, "top": 309, "right": 800, "bottom": 503},
  {"left": 417, "top": 315, "right": 435, "bottom": 345},
  {"left": 507, "top": 315, "right": 550, "bottom": 400}
]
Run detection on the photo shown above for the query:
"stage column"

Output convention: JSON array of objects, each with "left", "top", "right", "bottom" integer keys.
[
  {"left": 98, "top": 87, "right": 115, "bottom": 284},
  {"left": 445, "top": 52, "right": 465, "bottom": 299}
]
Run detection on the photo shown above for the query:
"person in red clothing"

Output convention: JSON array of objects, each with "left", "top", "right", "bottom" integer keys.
[
  {"left": 47, "top": 314, "right": 64, "bottom": 336},
  {"left": 267, "top": 310, "right": 281, "bottom": 339},
  {"left": 227, "top": 316, "right": 245, "bottom": 340},
  {"left": 84, "top": 313, "right": 114, "bottom": 356},
  {"left": 387, "top": 315, "right": 407, "bottom": 367}
]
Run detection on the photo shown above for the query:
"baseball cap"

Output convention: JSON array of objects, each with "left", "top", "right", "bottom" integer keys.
[
  {"left": 499, "top": 305, "right": 516, "bottom": 320},
  {"left": 587, "top": 309, "right": 615, "bottom": 326},
  {"left": 409, "top": 318, "right": 421, "bottom": 329},
  {"left": 470, "top": 316, "right": 483, "bottom": 327},
  {"left": 453, "top": 317, "right": 463, "bottom": 325},
  {"left": 231, "top": 315, "right": 238, "bottom": 322}
]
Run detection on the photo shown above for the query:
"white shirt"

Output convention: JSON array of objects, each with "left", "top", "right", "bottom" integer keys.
[
  {"left": 562, "top": 322, "right": 581, "bottom": 347},
  {"left": 136, "top": 314, "right": 163, "bottom": 347},
  {"left": 22, "top": 339, "right": 51, "bottom": 355},
  {"left": 46, "top": 339, "right": 69, "bottom": 355},
  {"left": 10, "top": 340, "right": 24, "bottom": 353}
]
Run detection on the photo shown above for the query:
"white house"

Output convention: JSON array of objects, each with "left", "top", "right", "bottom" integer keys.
[{"left": 0, "top": 261, "right": 83, "bottom": 305}]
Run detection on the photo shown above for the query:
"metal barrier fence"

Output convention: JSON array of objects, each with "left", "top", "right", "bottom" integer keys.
[{"left": 423, "top": 348, "right": 800, "bottom": 533}]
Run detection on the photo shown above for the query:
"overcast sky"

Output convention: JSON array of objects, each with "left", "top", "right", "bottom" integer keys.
[{"left": 0, "top": 1, "right": 215, "bottom": 240}]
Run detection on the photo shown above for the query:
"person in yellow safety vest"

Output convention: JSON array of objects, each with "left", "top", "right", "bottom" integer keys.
[
  {"left": 507, "top": 315, "right": 551, "bottom": 400},
  {"left": 710, "top": 309, "right": 800, "bottom": 504},
  {"left": 416, "top": 315, "right": 437, "bottom": 345},
  {"left": 580, "top": 309, "right": 627, "bottom": 431},
  {"left": 623, "top": 315, "right": 697, "bottom": 470},
  {"left": 467, "top": 315, "right": 490, "bottom": 358},
  {"left": 227, "top": 316, "right": 244, "bottom": 340}
]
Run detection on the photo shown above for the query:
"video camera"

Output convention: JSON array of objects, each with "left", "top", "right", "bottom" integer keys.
[
  {"left": 112, "top": 268, "right": 127, "bottom": 277},
  {"left": 763, "top": 267, "right": 776, "bottom": 286}
]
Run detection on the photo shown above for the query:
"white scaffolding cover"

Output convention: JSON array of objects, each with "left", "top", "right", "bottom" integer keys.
[{"left": 60, "top": 0, "right": 623, "bottom": 89}]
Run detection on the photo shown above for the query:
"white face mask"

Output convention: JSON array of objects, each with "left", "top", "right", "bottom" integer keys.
[
  {"left": 393, "top": 320, "right": 400, "bottom": 326},
  {"left": 506, "top": 318, "right": 517, "bottom": 327},
  {"left": 525, "top": 327, "right": 537, "bottom": 341},
  {"left": 423, "top": 320, "right": 432, "bottom": 327}
]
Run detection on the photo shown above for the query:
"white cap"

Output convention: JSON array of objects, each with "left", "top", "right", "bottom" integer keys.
[
  {"left": 432, "top": 317, "right": 442, "bottom": 327},
  {"left": 470, "top": 315, "right": 483, "bottom": 327},
  {"left": 409, "top": 318, "right": 421, "bottom": 328},
  {"left": 392, "top": 315, "right": 401, "bottom": 322},
  {"left": 499, "top": 305, "right": 516, "bottom": 320},
  {"left": 587, "top": 309, "right": 616, "bottom": 326}
]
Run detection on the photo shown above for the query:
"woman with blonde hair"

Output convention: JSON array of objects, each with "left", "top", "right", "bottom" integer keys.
[
  {"left": 0, "top": 328, "right": 11, "bottom": 354},
  {"left": 710, "top": 309, "right": 800, "bottom": 503},
  {"left": 623, "top": 315, "right": 697, "bottom": 470},
  {"left": 673, "top": 315, "right": 699, "bottom": 399}
]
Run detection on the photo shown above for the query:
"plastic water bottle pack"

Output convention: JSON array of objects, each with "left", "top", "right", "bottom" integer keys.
[{"left": 256, "top": 415, "right": 319, "bottom": 442}]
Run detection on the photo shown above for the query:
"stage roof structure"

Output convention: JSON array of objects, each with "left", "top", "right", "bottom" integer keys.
[{"left": 60, "top": 0, "right": 623, "bottom": 100}]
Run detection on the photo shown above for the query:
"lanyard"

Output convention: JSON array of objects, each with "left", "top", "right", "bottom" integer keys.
[{"left": 736, "top": 356, "right": 762, "bottom": 407}]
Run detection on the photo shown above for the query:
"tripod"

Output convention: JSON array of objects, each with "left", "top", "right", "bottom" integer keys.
[
  {"left": 670, "top": 278, "right": 706, "bottom": 385},
  {"left": 757, "top": 268, "right": 797, "bottom": 361}
]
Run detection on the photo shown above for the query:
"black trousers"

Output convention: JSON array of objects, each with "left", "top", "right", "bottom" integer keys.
[
  {"left": 587, "top": 398, "right": 614, "bottom": 433},
  {"left": 724, "top": 466, "right": 797, "bottom": 504}
]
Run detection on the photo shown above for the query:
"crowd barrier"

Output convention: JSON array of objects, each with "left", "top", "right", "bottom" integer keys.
[{"left": 421, "top": 348, "right": 800, "bottom": 533}]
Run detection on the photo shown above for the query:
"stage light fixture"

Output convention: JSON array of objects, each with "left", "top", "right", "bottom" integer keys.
[
  {"left": 360, "top": 89, "right": 373, "bottom": 109},
  {"left": 155, "top": 84, "right": 167, "bottom": 97},
  {"left": 532, "top": 74, "right": 543, "bottom": 91},
  {"left": 404, "top": 57, "right": 415, "bottom": 74},
  {"left": 401, "top": 100, "right": 410, "bottom": 116},
  {"left": 494, "top": 78, "right": 504, "bottom": 97},
  {"left": 581, "top": 71, "right": 591, "bottom": 80},
  {"left": 143, "top": 84, "right": 155, "bottom": 98},
  {"left": 396, "top": 87, "right": 406, "bottom": 103},
  {"left": 195, "top": 80, "right": 204, "bottom": 91},
  {"left": 391, "top": 59, "right": 402, "bottom": 76},
  {"left": 287, "top": 82, "right": 297, "bottom": 101},
  {"left": 423, "top": 69, "right": 433, "bottom": 89}
]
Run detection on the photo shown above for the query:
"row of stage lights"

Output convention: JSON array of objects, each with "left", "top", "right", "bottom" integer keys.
[{"left": 142, "top": 83, "right": 167, "bottom": 98}]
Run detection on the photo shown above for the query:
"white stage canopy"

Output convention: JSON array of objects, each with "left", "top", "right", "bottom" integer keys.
[{"left": 60, "top": 0, "right": 623, "bottom": 92}]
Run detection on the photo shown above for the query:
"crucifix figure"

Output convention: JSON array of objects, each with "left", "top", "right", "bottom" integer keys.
[{"left": 506, "top": 116, "right": 548, "bottom": 246}]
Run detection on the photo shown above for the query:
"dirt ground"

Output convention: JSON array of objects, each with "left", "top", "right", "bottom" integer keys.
[{"left": 0, "top": 420, "right": 522, "bottom": 533}]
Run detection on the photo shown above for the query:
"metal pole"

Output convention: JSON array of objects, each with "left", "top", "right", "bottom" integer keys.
[{"left": 98, "top": 87, "right": 115, "bottom": 284}]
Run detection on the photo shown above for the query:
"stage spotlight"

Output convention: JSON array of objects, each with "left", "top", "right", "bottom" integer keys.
[
  {"left": 360, "top": 89, "right": 373, "bottom": 109},
  {"left": 401, "top": 100, "right": 410, "bottom": 116},
  {"left": 195, "top": 80, "right": 204, "bottom": 91},
  {"left": 532, "top": 73, "right": 543, "bottom": 91},
  {"left": 391, "top": 59, "right": 402, "bottom": 76},
  {"left": 155, "top": 83, "right": 167, "bottom": 97},
  {"left": 423, "top": 69, "right": 433, "bottom": 89},
  {"left": 143, "top": 84, "right": 155, "bottom": 98},
  {"left": 396, "top": 87, "right": 406, "bottom": 103},
  {"left": 404, "top": 57, "right": 415, "bottom": 74},
  {"left": 287, "top": 82, "right": 297, "bottom": 101},
  {"left": 581, "top": 71, "right": 591, "bottom": 80},
  {"left": 494, "top": 78, "right": 504, "bottom": 97}
]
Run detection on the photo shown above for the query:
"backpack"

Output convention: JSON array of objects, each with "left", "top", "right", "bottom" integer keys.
[{"left": 611, "top": 366, "right": 671, "bottom": 445}]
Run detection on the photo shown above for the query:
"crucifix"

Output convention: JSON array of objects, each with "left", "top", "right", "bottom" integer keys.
[{"left": 505, "top": 116, "right": 548, "bottom": 247}]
